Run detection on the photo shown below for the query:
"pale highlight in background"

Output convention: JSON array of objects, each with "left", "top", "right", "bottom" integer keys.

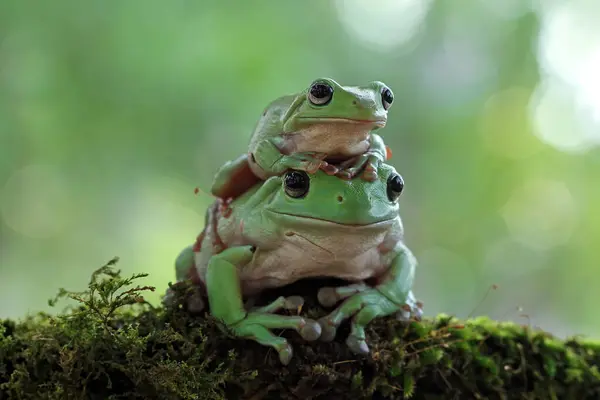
[
  {"left": 532, "top": 0, "right": 600, "bottom": 152},
  {"left": 334, "top": 0, "right": 433, "bottom": 52}
]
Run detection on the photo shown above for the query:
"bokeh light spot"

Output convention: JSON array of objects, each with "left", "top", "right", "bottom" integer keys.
[
  {"left": 533, "top": 0, "right": 600, "bottom": 153},
  {"left": 479, "top": 87, "right": 543, "bottom": 159},
  {"left": 334, "top": 0, "right": 433, "bottom": 52},
  {"left": 537, "top": 0, "right": 600, "bottom": 88},
  {"left": 529, "top": 77, "right": 599, "bottom": 153},
  {"left": 501, "top": 179, "right": 578, "bottom": 250},
  {"left": 419, "top": 29, "right": 496, "bottom": 108},
  {"left": 1, "top": 164, "right": 72, "bottom": 239}
]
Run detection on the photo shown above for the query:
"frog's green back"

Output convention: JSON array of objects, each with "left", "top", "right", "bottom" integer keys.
[{"left": 249, "top": 94, "right": 300, "bottom": 145}]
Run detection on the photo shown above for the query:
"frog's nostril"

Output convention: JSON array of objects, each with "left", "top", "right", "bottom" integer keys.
[
  {"left": 352, "top": 100, "right": 357, "bottom": 105},
  {"left": 337, "top": 195, "right": 343, "bottom": 203}
]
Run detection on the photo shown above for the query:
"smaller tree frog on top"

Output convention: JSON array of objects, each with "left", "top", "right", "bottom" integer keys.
[{"left": 210, "top": 77, "right": 395, "bottom": 201}]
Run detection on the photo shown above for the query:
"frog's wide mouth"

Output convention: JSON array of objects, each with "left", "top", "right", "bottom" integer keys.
[
  {"left": 265, "top": 210, "right": 395, "bottom": 228},
  {"left": 296, "top": 117, "right": 386, "bottom": 127}
]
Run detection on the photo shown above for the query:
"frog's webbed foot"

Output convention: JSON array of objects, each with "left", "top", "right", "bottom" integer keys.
[
  {"left": 335, "top": 153, "right": 382, "bottom": 182},
  {"left": 233, "top": 312, "right": 321, "bottom": 365},
  {"left": 317, "top": 285, "right": 420, "bottom": 356},
  {"left": 245, "top": 295, "right": 317, "bottom": 344},
  {"left": 394, "top": 291, "right": 423, "bottom": 322}
]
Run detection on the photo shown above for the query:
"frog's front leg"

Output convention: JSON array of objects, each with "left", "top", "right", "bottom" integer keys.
[
  {"left": 251, "top": 137, "right": 338, "bottom": 178},
  {"left": 206, "top": 245, "right": 322, "bottom": 365},
  {"left": 317, "top": 243, "right": 422, "bottom": 355},
  {"left": 336, "top": 133, "right": 387, "bottom": 182}
]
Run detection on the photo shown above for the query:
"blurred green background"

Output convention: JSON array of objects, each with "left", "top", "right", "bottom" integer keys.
[{"left": 1, "top": 0, "right": 599, "bottom": 338}]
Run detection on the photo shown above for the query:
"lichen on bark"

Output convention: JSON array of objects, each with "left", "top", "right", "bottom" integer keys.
[{"left": 1, "top": 258, "right": 599, "bottom": 399}]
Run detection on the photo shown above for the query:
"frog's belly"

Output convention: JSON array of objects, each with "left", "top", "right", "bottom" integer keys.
[
  {"left": 238, "top": 231, "right": 387, "bottom": 296},
  {"left": 290, "top": 124, "right": 371, "bottom": 158}
]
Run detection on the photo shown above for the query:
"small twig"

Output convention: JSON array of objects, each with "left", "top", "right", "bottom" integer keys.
[{"left": 467, "top": 284, "right": 498, "bottom": 319}]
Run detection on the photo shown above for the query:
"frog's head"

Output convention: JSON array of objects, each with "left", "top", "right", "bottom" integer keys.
[
  {"left": 282, "top": 77, "right": 393, "bottom": 132},
  {"left": 264, "top": 163, "right": 404, "bottom": 228}
]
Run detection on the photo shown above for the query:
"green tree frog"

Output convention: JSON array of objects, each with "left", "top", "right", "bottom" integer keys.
[
  {"left": 169, "top": 162, "right": 422, "bottom": 365},
  {"left": 210, "top": 77, "right": 395, "bottom": 201}
]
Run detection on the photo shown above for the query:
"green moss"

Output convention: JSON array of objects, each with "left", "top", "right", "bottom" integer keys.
[{"left": 1, "top": 259, "right": 599, "bottom": 399}]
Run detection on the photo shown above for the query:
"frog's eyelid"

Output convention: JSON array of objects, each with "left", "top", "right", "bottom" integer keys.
[{"left": 310, "top": 78, "right": 328, "bottom": 85}]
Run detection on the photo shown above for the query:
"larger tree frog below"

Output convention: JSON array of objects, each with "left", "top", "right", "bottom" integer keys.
[
  {"left": 210, "top": 77, "right": 395, "bottom": 201},
  {"left": 170, "top": 162, "right": 421, "bottom": 365}
]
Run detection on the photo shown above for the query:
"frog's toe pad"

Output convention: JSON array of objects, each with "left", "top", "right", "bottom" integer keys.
[
  {"left": 395, "top": 309, "right": 411, "bottom": 321},
  {"left": 317, "top": 287, "right": 339, "bottom": 308},
  {"left": 321, "top": 164, "right": 339, "bottom": 175},
  {"left": 299, "top": 319, "right": 322, "bottom": 341},
  {"left": 413, "top": 307, "right": 423, "bottom": 321},
  {"left": 336, "top": 170, "right": 353, "bottom": 180},
  {"left": 396, "top": 301, "right": 424, "bottom": 322},
  {"left": 278, "top": 343, "right": 293, "bottom": 366},
  {"left": 362, "top": 171, "right": 378, "bottom": 182},
  {"left": 317, "top": 317, "right": 337, "bottom": 342},
  {"left": 284, "top": 295, "right": 304, "bottom": 310},
  {"left": 346, "top": 335, "right": 370, "bottom": 355}
]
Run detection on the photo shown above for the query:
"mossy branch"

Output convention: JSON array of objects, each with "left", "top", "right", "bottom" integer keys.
[{"left": 1, "top": 259, "right": 599, "bottom": 399}]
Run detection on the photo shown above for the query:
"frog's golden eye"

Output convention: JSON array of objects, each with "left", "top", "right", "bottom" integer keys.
[
  {"left": 308, "top": 82, "right": 334, "bottom": 106},
  {"left": 382, "top": 87, "right": 394, "bottom": 110},
  {"left": 386, "top": 173, "right": 404, "bottom": 202},
  {"left": 284, "top": 170, "right": 310, "bottom": 198}
]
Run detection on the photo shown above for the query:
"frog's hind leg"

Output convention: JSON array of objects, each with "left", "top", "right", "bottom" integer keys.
[
  {"left": 210, "top": 153, "right": 262, "bottom": 200},
  {"left": 164, "top": 244, "right": 206, "bottom": 313},
  {"left": 175, "top": 245, "right": 195, "bottom": 282},
  {"left": 163, "top": 245, "right": 195, "bottom": 308}
]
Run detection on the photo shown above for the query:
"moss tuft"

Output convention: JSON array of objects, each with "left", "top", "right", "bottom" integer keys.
[{"left": 1, "top": 259, "right": 599, "bottom": 399}]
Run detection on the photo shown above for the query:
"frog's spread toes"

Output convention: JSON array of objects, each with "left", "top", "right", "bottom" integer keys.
[
  {"left": 346, "top": 335, "right": 370, "bottom": 355},
  {"left": 299, "top": 319, "right": 322, "bottom": 341}
]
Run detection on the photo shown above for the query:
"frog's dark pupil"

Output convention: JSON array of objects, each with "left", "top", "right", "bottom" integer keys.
[
  {"left": 285, "top": 172, "right": 307, "bottom": 189},
  {"left": 310, "top": 83, "right": 333, "bottom": 99},
  {"left": 383, "top": 89, "right": 393, "bottom": 104},
  {"left": 390, "top": 175, "right": 403, "bottom": 192}
]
